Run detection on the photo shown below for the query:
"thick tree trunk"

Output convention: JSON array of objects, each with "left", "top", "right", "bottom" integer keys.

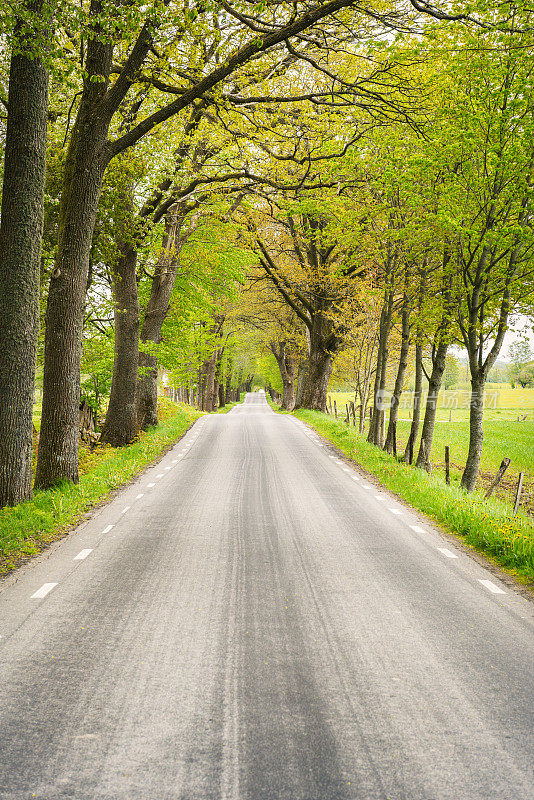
[
  {"left": 384, "top": 300, "right": 411, "bottom": 455},
  {"left": 34, "top": 19, "right": 114, "bottom": 488},
  {"left": 403, "top": 338, "right": 423, "bottom": 464},
  {"left": 35, "top": 139, "right": 109, "bottom": 487},
  {"left": 100, "top": 241, "right": 140, "bottom": 446},
  {"left": 461, "top": 376, "right": 485, "bottom": 492},
  {"left": 270, "top": 342, "right": 297, "bottom": 411},
  {"left": 136, "top": 351, "right": 159, "bottom": 428},
  {"left": 199, "top": 349, "right": 217, "bottom": 412},
  {"left": 296, "top": 312, "right": 337, "bottom": 412},
  {"left": 298, "top": 348, "right": 332, "bottom": 411},
  {"left": 415, "top": 339, "right": 448, "bottom": 471},
  {"left": 0, "top": 4, "right": 49, "bottom": 506},
  {"left": 281, "top": 354, "right": 297, "bottom": 411}
]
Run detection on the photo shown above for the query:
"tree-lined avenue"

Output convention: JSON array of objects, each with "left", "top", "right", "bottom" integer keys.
[{"left": 0, "top": 393, "right": 532, "bottom": 799}]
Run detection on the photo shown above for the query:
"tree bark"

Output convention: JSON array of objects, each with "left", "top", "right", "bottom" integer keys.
[
  {"left": 0, "top": 1, "right": 49, "bottom": 506},
  {"left": 270, "top": 341, "right": 297, "bottom": 411},
  {"left": 35, "top": 4, "right": 115, "bottom": 488},
  {"left": 415, "top": 339, "right": 449, "bottom": 471},
  {"left": 460, "top": 376, "right": 486, "bottom": 492},
  {"left": 100, "top": 240, "right": 140, "bottom": 446},
  {"left": 136, "top": 210, "right": 185, "bottom": 429},
  {"left": 384, "top": 297, "right": 411, "bottom": 454},
  {"left": 368, "top": 289, "right": 393, "bottom": 445},
  {"left": 296, "top": 311, "right": 338, "bottom": 412},
  {"left": 403, "top": 337, "right": 423, "bottom": 464},
  {"left": 295, "top": 354, "right": 308, "bottom": 408}
]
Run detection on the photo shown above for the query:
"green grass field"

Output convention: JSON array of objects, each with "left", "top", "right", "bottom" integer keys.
[
  {"left": 330, "top": 386, "right": 534, "bottom": 514},
  {"left": 330, "top": 385, "right": 534, "bottom": 421}
]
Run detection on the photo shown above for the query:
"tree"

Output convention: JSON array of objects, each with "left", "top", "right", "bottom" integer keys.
[
  {"left": 0, "top": 0, "right": 52, "bottom": 505},
  {"left": 36, "top": 0, "right": 381, "bottom": 488},
  {"left": 443, "top": 354, "right": 460, "bottom": 390},
  {"left": 508, "top": 340, "right": 534, "bottom": 387}
]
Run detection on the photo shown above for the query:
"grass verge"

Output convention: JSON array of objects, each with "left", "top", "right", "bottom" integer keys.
[
  {"left": 0, "top": 400, "right": 202, "bottom": 577},
  {"left": 292, "top": 408, "right": 534, "bottom": 585}
]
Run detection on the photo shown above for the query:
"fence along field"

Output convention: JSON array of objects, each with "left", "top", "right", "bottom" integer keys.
[{"left": 329, "top": 386, "right": 534, "bottom": 517}]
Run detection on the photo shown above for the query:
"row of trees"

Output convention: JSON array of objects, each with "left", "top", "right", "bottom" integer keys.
[
  {"left": 0, "top": 0, "right": 532, "bottom": 508},
  {"left": 237, "top": 9, "right": 534, "bottom": 492}
]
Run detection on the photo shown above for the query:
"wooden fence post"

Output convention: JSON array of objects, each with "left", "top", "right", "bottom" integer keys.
[
  {"left": 445, "top": 446, "right": 450, "bottom": 485},
  {"left": 350, "top": 402, "right": 356, "bottom": 427},
  {"left": 485, "top": 458, "right": 511, "bottom": 498},
  {"left": 334, "top": 400, "right": 337, "bottom": 418},
  {"left": 345, "top": 404, "right": 350, "bottom": 424},
  {"left": 513, "top": 472, "right": 524, "bottom": 515}
]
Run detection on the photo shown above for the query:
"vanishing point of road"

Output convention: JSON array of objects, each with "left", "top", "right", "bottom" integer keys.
[{"left": 0, "top": 392, "right": 533, "bottom": 799}]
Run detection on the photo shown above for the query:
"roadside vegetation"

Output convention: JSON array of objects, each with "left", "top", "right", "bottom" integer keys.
[
  {"left": 0, "top": 401, "right": 201, "bottom": 576},
  {"left": 292, "top": 409, "right": 534, "bottom": 585}
]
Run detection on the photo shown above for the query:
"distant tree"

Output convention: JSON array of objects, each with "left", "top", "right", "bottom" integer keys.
[
  {"left": 509, "top": 340, "right": 534, "bottom": 386},
  {"left": 443, "top": 355, "right": 460, "bottom": 389},
  {"left": 517, "top": 363, "right": 534, "bottom": 388}
]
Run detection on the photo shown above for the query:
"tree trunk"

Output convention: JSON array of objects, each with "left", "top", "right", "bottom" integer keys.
[
  {"left": 415, "top": 339, "right": 448, "bottom": 471},
  {"left": 34, "top": 18, "right": 115, "bottom": 488},
  {"left": 368, "top": 290, "right": 393, "bottom": 445},
  {"left": 0, "top": 3, "right": 49, "bottom": 506},
  {"left": 100, "top": 240, "right": 140, "bottom": 446},
  {"left": 35, "top": 140, "right": 109, "bottom": 487},
  {"left": 270, "top": 342, "right": 297, "bottom": 411},
  {"left": 199, "top": 349, "right": 217, "bottom": 412},
  {"left": 295, "top": 355, "right": 308, "bottom": 408},
  {"left": 281, "top": 354, "right": 297, "bottom": 411},
  {"left": 384, "top": 299, "right": 411, "bottom": 454},
  {"left": 298, "top": 348, "right": 332, "bottom": 411},
  {"left": 225, "top": 370, "right": 233, "bottom": 404},
  {"left": 403, "top": 338, "right": 423, "bottom": 464},
  {"left": 136, "top": 210, "right": 184, "bottom": 429},
  {"left": 296, "top": 312, "right": 337, "bottom": 412},
  {"left": 461, "top": 375, "right": 485, "bottom": 492}
]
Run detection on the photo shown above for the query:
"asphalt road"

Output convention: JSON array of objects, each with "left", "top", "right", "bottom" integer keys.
[{"left": 0, "top": 391, "right": 533, "bottom": 800}]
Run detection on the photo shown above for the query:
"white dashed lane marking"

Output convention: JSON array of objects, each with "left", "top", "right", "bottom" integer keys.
[
  {"left": 31, "top": 583, "right": 58, "bottom": 599},
  {"left": 136, "top": 493, "right": 144, "bottom": 499},
  {"left": 74, "top": 549, "right": 93, "bottom": 561},
  {"left": 102, "top": 525, "right": 113, "bottom": 534},
  {"left": 121, "top": 506, "right": 130, "bottom": 514},
  {"left": 479, "top": 579, "right": 506, "bottom": 595},
  {"left": 155, "top": 474, "right": 164, "bottom": 479},
  {"left": 437, "top": 548, "right": 458, "bottom": 559},
  {"left": 389, "top": 508, "right": 402, "bottom": 516},
  {"left": 410, "top": 525, "right": 425, "bottom": 534},
  {"left": 147, "top": 483, "right": 155, "bottom": 488}
]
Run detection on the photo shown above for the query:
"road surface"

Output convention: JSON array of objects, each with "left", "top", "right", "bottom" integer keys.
[{"left": 0, "top": 392, "right": 533, "bottom": 799}]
